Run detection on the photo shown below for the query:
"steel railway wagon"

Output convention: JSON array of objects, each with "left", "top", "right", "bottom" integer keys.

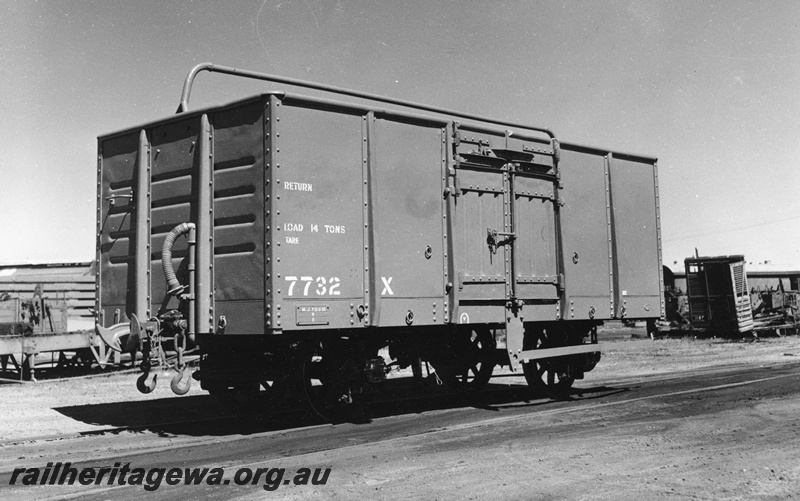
[{"left": 95, "top": 64, "right": 663, "bottom": 408}]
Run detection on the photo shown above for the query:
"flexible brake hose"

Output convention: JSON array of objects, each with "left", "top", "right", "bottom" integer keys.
[{"left": 162, "top": 222, "right": 195, "bottom": 295}]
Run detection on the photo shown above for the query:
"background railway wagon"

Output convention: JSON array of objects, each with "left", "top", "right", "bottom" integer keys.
[
  {"left": 0, "top": 262, "right": 103, "bottom": 378},
  {"left": 667, "top": 262, "right": 800, "bottom": 296},
  {"left": 684, "top": 255, "right": 753, "bottom": 334},
  {"left": 0, "top": 262, "right": 95, "bottom": 333},
  {"left": 664, "top": 258, "right": 800, "bottom": 336},
  {"left": 96, "top": 66, "right": 663, "bottom": 400}
]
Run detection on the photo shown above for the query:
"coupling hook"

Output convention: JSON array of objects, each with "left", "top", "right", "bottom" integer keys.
[
  {"left": 137, "top": 370, "right": 158, "bottom": 394},
  {"left": 170, "top": 367, "right": 192, "bottom": 395}
]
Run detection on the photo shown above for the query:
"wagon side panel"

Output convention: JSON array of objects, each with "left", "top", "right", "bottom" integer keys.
[
  {"left": 608, "top": 155, "right": 663, "bottom": 320},
  {"left": 148, "top": 116, "right": 204, "bottom": 321},
  {"left": 211, "top": 102, "right": 266, "bottom": 335},
  {"left": 270, "top": 103, "right": 366, "bottom": 330},
  {"left": 98, "top": 132, "right": 140, "bottom": 326},
  {"left": 371, "top": 117, "right": 446, "bottom": 327},
  {"left": 558, "top": 146, "right": 614, "bottom": 320}
]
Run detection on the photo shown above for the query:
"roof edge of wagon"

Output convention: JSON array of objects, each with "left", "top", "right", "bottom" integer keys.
[
  {"left": 97, "top": 89, "right": 657, "bottom": 164},
  {"left": 98, "top": 90, "right": 560, "bottom": 144},
  {"left": 97, "top": 90, "right": 658, "bottom": 164},
  {"left": 97, "top": 94, "right": 279, "bottom": 141},
  {"left": 560, "top": 141, "right": 658, "bottom": 163}
]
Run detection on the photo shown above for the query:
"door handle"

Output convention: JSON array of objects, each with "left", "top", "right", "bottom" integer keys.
[{"left": 487, "top": 228, "right": 516, "bottom": 255}]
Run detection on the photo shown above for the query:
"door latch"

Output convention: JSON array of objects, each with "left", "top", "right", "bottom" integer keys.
[{"left": 487, "top": 228, "right": 516, "bottom": 255}]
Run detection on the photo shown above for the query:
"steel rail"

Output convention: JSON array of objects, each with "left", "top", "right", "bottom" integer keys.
[
  {"left": 7, "top": 368, "right": 798, "bottom": 501},
  {"left": 176, "top": 62, "right": 555, "bottom": 139},
  {"left": 5, "top": 365, "right": 796, "bottom": 471}
]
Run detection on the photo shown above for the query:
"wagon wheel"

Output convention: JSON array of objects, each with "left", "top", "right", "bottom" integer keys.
[
  {"left": 73, "top": 348, "right": 96, "bottom": 369},
  {"left": 434, "top": 327, "right": 497, "bottom": 390},
  {"left": 247, "top": 374, "right": 294, "bottom": 416},
  {"left": 205, "top": 378, "right": 261, "bottom": 412},
  {"left": 522, "top": 326, "right": 575, "bottom": 394},
  {"left": 205, "top": 375, "right": 296, "bottom": 417},
  {"left": 300, "top": 341, "right": 361, "bottom": 422}
]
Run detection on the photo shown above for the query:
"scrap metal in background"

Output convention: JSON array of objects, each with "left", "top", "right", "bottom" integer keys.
[{"left": 662, "top": 257, "right": 800, "bottom": 337}]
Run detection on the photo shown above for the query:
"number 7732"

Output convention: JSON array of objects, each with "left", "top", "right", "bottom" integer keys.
[{"left": 284, "top": 276, "right": 341, "bottom": 296}]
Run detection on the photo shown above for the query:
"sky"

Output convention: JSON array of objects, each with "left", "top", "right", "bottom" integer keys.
[{"left": 1, "top": 0, "right": 799, "bottom": 270}]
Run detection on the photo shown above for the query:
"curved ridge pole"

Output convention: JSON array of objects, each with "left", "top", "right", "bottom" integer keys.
[
  {"left": 176, "top": 62, "right": 555, "bottom": 139},
  {"left": 176, "top": 63, "right": 214, "bottom": 114}
]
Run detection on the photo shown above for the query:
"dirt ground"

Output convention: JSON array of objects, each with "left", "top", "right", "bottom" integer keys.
[
  {"left": 2, "top": 331, "right": 800, "bottom": 500},
  {"left": 1, "top": 330, "right": 800, "bottom": 441}
]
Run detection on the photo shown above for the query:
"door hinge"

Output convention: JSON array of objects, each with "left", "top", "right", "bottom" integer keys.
[
  {"left": 552, "top": 138, "right": 561, "bottom": 163},
  {"left": 452, "top": 125, "right": 461, "bottom": 147},
  {"left": 448, "top": 176, "right": 461, "bottom": 197}
]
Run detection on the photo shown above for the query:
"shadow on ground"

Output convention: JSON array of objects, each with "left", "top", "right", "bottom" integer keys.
[{"left": 52, "top": 378, "right": 629, "bottom": 439}]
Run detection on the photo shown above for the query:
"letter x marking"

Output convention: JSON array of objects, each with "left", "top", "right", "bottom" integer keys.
[{"left": 381, "top": 277, "right": 394, "bottom": 296}]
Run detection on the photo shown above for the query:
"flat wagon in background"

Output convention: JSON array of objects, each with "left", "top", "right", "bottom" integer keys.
[
  {"left": 95, "top": 64, "right": 663, "bottom": 412},
  {"left": 0, "top": 262, "right": 115, "bottom": 380}
]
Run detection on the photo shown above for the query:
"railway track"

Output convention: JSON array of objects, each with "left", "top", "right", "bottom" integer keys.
[
  {"left": 3, "top": 361, "right": 800, "bottom": 500},
  {"left": 3, "top": 360, "right": 798, "bottom": 449}
]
